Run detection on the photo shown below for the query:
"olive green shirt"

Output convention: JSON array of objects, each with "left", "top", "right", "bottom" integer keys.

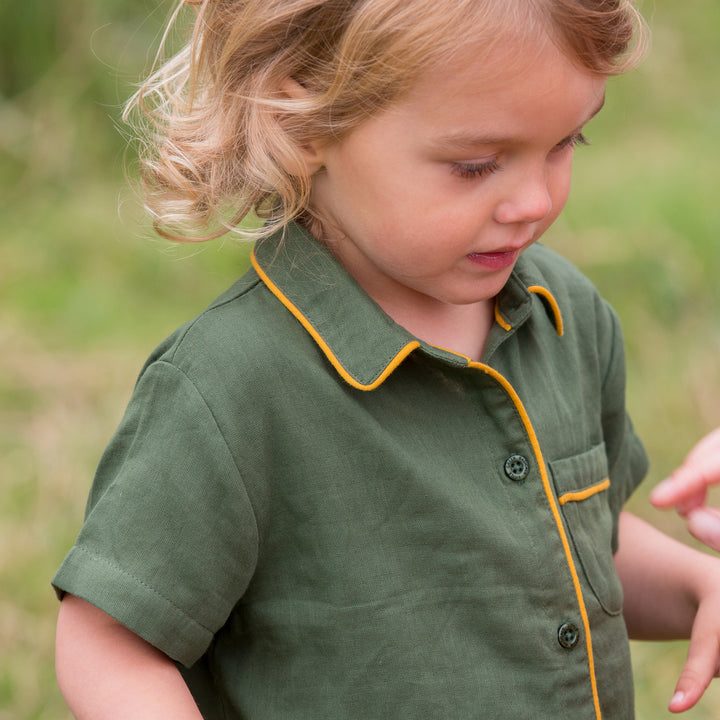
[{"left": 53, "top": 223, "right": 648, "bottom": 719}]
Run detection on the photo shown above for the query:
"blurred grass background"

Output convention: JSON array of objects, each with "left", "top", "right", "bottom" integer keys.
[{"left": 0, "top": 0, "right": 718, "bottom": 718}]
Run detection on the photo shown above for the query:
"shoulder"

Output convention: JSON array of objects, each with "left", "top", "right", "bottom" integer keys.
[
  {"left": 145, "top": 266, "right": 306, "bottom": 373},
  {"left": 129, "top": 265, "right": 317, "bottom": 422}
]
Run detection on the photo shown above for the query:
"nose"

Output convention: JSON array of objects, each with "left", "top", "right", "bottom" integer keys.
[{"left": 493, "top": 169, "right": 553, "bottom": 225}]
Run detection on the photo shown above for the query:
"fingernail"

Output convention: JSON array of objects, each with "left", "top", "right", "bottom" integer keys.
[{"left": 670, "top": 690, "right": 685, "bottom": 708}]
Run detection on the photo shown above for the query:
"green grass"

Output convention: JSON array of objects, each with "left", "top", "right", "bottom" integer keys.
[{"left": 2, "top": 1, "right": 720, "bottom": 718}]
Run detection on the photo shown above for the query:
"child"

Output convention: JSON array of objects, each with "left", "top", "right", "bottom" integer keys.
[{"left": 53, "top": 1, "right": 720, "bottom": 718}]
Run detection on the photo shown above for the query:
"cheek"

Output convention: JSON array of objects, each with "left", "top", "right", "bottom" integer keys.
[{"left": 357, "top": 188, "right": 440, "bottom": 247}]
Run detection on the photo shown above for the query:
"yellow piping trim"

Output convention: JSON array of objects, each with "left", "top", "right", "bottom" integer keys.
[
  {"left": 528, "top": 285, "right": 564, "bottom": 336},
  {"left": 559, "top": 478, "right": 610, "bottom": 506},
  {"left": 494, "top": 301, "right": 512, "bottom": 331},
  {"left": 467, "top": 360, "right": 602, "bottom": 720},
  {"left": 251, "top": 249, "right": 420, "bottom": 391}
]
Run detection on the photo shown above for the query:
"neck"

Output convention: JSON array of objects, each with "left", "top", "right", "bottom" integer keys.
[{"left": 380, "top": 299, "right": 495, "bottom": 362}]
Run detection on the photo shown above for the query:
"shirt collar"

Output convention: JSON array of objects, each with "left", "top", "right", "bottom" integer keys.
[{"left": 251, "top": 223, "right": 562, "bottom": 390}]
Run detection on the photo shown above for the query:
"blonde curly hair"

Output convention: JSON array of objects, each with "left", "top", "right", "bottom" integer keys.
[{"left": 125, "top": 0, "right": 647, "bottom": 242}]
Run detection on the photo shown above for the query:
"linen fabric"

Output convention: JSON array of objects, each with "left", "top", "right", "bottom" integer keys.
[{"left": 53, "top": 223, "right": 648, "bottom": 719}]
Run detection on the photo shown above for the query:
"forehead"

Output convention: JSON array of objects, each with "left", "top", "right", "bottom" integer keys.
[{"left": 386, "top": 36, "right": 607, "bottom": 146}]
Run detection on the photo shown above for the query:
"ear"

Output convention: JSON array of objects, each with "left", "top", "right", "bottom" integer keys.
[{"left": 277, "top": 78, "right": 326, "bottom": 176}]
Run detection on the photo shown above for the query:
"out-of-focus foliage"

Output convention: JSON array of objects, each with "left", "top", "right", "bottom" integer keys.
[{"left": 1, "top": 0, "right": 164, "bottom": 185}]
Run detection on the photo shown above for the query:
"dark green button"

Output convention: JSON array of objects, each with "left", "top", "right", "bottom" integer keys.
[
  {"left": 558, "top": 622, "right": 580, "bottom": 649},
  {"left": 504, "top": 454, "right": 529, "bottom": 482}
]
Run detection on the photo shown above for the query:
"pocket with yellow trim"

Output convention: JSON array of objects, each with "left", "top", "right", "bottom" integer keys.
[{"left": 549, "top": 442, "right": 623, "bottom": 616}]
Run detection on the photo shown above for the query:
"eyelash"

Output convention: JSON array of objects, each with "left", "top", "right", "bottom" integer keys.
[
  {"left": 451, "top": 132, "right": 590, "bottom": 180},
  {"left": 451, "top": 158, "right": 500, "bottom": 180},
  {"left": 556, "top": 132, "right": 590, "bottom": 151}
]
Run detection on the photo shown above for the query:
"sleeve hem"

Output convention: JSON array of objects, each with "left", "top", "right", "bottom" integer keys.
[{"left": 52, "top": 545, "right": 213, "bottom": 667}]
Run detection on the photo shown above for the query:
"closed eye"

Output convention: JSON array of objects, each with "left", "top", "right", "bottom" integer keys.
[
  {"left": 554, "top": 132, "right": 590, "bottom": 152},
  {"left": 451, "top": 132, "right": 589, "bottom": 179},
  {"left": 450, "top": 158, "right": 501, "bottom": 180}
]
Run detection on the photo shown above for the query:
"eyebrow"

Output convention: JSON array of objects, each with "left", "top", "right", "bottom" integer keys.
[{"left": 429, "top": 93, "right": 606, "bottom": 152}]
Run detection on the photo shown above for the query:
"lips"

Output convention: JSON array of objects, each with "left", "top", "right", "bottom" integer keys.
[{"left": 466, "top": 249, "right": 520, "bottom": 270}]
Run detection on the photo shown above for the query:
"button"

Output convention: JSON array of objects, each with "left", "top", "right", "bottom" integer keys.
[
  {"left": 504, "top": 454, "right": 529, "bottom": 482},
  {"left": 558, "top": 622, "right": 580, "bottom": 649}
]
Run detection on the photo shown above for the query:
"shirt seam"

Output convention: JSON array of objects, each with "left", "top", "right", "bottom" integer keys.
[
  {"left": 168, "top": 276, "right": 264, "bottom": 362},
  {"left": 70, "top": 544, "right": 215, "bottom": 635},
  {"left": 150, "top": 360, "right": 261, "bottom": 574}
]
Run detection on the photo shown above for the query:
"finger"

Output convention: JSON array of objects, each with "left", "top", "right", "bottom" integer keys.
[
  {"left": 684, "top": 453, "right": 720, "bottom": 487},
  {"left": 668, "top": 620, "right": 720, "bottom": 713},
  {"left": 650, "top": 469, "right": 707, "bottom": 509},
  {"left": 651, "top": 428, "right": 720, "bottom": 509},
  {"left": 686, "top": 507, "right": 720, "bottom": 552},
  {"left": 675, "top": 488, "right": 709, "bottom": 517}
]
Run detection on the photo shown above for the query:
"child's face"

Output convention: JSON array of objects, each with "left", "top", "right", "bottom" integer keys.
[{"left": 309, "top": 37, "right": 607, "bottom": 317}]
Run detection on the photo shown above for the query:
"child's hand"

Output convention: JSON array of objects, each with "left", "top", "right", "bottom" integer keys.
[
  {"left": 667, "top": 578, "right": 720, "bottom": 713},
  {"left": 650, "top": 428, "right": 720, "bottom": 551}
]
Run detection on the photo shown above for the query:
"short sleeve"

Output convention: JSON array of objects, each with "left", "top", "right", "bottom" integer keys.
[{"left": 52, "top": 360, "right": 259, "bottom": 667}]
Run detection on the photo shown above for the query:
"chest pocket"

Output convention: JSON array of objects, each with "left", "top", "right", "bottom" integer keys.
[{"left": 549, "top": 442, "right": 623, "bottom": 616}]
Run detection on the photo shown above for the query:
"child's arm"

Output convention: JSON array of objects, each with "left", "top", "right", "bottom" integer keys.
[
  {"left": 56, "top": 594, "right": 203, "bottom": 719},
  {"left": 650, "top": 427, "right": 720, "bottom": 551},
  {"left": 614, "top": 511, "right": 720, "bottom": 713}
]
